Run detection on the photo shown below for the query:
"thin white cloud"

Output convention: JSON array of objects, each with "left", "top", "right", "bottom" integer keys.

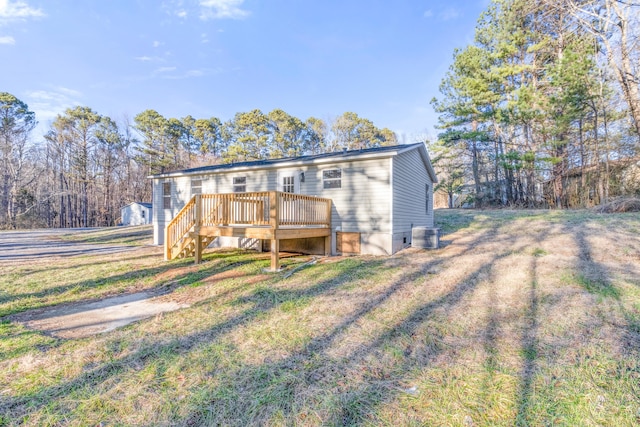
[
  {"left": 185, "top": 69, "right": 204, "bottom": 77},
  {"left": 201, "top": 32, "right": 209, "bottom": 43},
  {"left": 0, "top": 0, "right": 44, "bottom": 22},
  {"left": 153, "top": 40, "right": 162, "bottom": 48},
  {"left": 0, "top": 0, "right": 44, "bottom": 44},
  {"left": 53, "top": 86, "right": 82, "bottom": 98},
  {"left": 440, "top": 8, "right": 460, "bottom": 21},
  {"left": 199, "top": 0, "right": 249, "bottom": 20},
  {"left": 423, "top": 10, "right": 433, "bottom": 18},
  {"left": 157, "top": 67, "right": 221, "bottom": 80},
  {"left": 154, "top": 66, "right": 177, "bottom": 74},
  {"left": 176, "top": 9, "right": 187, "bottom": 18},
  {"left": 25, "top": 87, "right": 83, "bottom": 124}
]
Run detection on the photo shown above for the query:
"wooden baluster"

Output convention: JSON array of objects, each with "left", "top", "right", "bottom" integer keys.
[{"left": 194, "top": 195, "right": 202, "bottom": 264}]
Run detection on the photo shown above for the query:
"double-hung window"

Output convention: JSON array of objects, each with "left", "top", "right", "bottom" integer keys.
[
  {"left": 233, "top": 177, "right": 246, "bottom": 193},
  {"left": 163, "top": 182, "right": 171, "bottom": 209},
  {"left": 322, "top": 169, "right": 341, "bottom": 189},
  {"left": 191, "top": 179, "right": 202, "bottom": 196}
]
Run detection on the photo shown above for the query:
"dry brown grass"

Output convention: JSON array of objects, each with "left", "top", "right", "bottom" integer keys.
[
  {"left": 1, "top": 210, "right": 639, "bottom": 426},
  {"left": 593, "top": 197, "right": 640, "bottom": 213}
]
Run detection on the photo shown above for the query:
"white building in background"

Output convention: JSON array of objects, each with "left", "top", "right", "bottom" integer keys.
[{"left": 120, "top": 202, "right": 152, "bottom": 226}]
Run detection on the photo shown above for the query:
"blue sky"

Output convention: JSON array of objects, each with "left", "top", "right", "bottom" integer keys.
[{"left": 1, "top": 0, "right": 488, "bottom": 142}]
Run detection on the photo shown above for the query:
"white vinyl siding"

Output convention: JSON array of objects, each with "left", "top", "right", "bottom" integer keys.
[
  {"left": 199, "top": 171, "right": 276, "bottom": 194},
  {"left": 392, "top": 149, "right": 434, "bottom": 234},
  {"left": 304, "top": 158, "right": 391, "bottom": 235},
  {"left": 153, "top": 176, "right": 192, "bottom": 245}
]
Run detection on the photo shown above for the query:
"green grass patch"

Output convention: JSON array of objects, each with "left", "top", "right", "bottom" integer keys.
[
  {"left": 0, "top": 320, "right": 57, "bottom": 360},
  {"left": 531, "top": 247, "right": 548, "bottom": 257},
  {"left": 575, "top": 274, "right": 621, "bottom": 300}
]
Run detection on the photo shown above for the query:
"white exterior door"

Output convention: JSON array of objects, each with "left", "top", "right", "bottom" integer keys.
[
  {"left": 278, "top": 171, "right": 300, "bottom": 194},
  {"left": 278, "top": 171, "right": 301, "bottom": 223}
]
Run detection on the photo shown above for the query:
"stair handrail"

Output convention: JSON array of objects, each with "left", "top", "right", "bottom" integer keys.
[{"left": 164, "top": 196, "right": 197, "bottom": 260}]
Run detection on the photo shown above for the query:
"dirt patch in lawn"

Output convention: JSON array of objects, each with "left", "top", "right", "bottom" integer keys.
[{"left": 10, "top": 292, "right": 190, "bottom": 339}]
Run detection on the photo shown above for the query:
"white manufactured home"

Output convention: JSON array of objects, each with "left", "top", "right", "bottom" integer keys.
[
  {"left": 150, "top": 143, "right": 437, "bottom": 269},
  {"left": 120, "top": 202, "right": 153, "bottom": 226}
]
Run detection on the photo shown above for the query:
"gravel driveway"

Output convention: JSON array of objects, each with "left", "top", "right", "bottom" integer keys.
[
  {"left": 0, "top": 228, "right": 139, "bottom": 262},
  {"left": 2, "top": 227, "right": 186, "bottom": 338}
]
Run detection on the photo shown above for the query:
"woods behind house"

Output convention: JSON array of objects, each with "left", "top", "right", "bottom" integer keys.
[
  {"left": 2, "top": 0, "right": 639, "bottom": 229},
  {"left": 431, "top": 0, "right": 639, "bottom": 208},
  {"left": 0, "top": 98, "right": 397, "bottom": 229}
]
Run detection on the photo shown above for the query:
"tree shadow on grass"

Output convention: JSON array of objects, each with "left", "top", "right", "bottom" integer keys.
[
  {"left": 175, "top": 220, "right": 539, "bottom": 425},
  {"left": 0, "top": 258, "right": 387, "bottom": 420},
  {"left": 513, "top": 216, "right": 640, "bottom": 425},
  {"left": 572, "top": 226, "right": 640, "bottom": 355},
  {"left": 4, "top": 215, "right": 600, "bottom": 425},
  {"left": 513, "top": 256, "right": 541, "bottom": 426},
  {"left": 6, "top": 250, "right": 162, "bottom": 278},
  {"left": 0, "top": 250, "right": 258, "bottom": 318}
]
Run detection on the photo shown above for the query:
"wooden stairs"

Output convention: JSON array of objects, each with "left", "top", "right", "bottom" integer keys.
[
  {"left": 164, "top": 192, "right": 332, "bottom": 270},
  {"left": 169, "top": 233, "right": 217, "bottom": 260}
]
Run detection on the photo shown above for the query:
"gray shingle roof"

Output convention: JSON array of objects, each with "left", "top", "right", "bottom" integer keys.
[{"left": 150, "top": 143, "right": 425, "bottom": 178}]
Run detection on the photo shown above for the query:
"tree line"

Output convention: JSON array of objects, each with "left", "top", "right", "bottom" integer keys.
[
  {"left": 431, "top": 0, "right": 639, "bottom": 208},
  {"left": 0, "top": 94, "right": 396, "bottom": 229}
]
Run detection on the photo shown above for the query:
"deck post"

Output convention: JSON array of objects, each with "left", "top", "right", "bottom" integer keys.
[
  {"left": 164, "top": 225, "right": 171, "bottom": 261},
  {"left": 270, "top": 238, "right": 280, "bottom": 271},
  {"left": 194, "top": 195, "right": 202, "bottom": 264},
  {"left": 269, "top": 191, "right": 280, "bottom": 271},
  {"left": 222, "top": 194, "right": 229, "bottom": 226},
  {"left": 324, "top": 199, "right": 332, "bottom": 256}
]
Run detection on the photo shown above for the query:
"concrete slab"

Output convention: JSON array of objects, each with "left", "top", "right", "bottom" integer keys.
[{"left": 13, "top": 292, "right": 189, "bottom": 339}]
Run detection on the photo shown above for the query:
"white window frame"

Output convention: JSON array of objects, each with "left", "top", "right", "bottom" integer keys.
[
  {"left": 191, "top": 179, "right": 202, "bottom": 196},
  {"left": 233, "top": 176, "right": 246, "bottom": 193},
  {"left": 322, "top": 168, "right": 342, "bottom": 189},
  {"left": 163, "top": 182, "right": 171, "bottom": 209}
]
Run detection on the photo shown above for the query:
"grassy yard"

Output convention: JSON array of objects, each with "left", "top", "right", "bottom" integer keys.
[{"left": 1, "top": 209, "right": 639, "bottom": 426}]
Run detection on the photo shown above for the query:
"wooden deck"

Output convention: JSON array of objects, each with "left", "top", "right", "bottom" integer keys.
[{"left": 164, "top": 191, "right": 332, "bottom": 270}]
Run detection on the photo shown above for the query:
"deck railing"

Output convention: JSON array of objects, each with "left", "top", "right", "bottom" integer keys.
[
  {"left": 165, "top": 191, "right": 332, "bottom": 260},
  {"left": 201, "top": 192, "right": 270, "bottom": 226},
  {"left": 278, "top": 192, "right": 331, "bottom": 226},
  {"left": 164, "top": 196, "right": 196, "bottom": 260}
]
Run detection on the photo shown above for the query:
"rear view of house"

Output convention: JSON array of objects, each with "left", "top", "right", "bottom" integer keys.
[{"left": 149, "top": 142, "right": 437, "bottom": 265}]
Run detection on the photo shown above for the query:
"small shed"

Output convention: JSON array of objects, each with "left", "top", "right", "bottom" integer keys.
[{"left": 121, "top": 202, "right": 152, "bottom": 226}]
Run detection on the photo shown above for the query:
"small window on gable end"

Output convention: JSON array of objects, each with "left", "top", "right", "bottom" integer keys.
[
  {"left": 323, "top": 169, "right": 341, "bottom": 189},
  {"left": 163, "top": 182, "right": 171, "bottom": 209},
  {"left": 141, "top": 210, "right": 145, "bottom": 219},
  {"left": 191, "top": 179, "right": 202, "bottom": 195},
  {"left": 233, "top": 176, "right": 246, "bottom": 193}
]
